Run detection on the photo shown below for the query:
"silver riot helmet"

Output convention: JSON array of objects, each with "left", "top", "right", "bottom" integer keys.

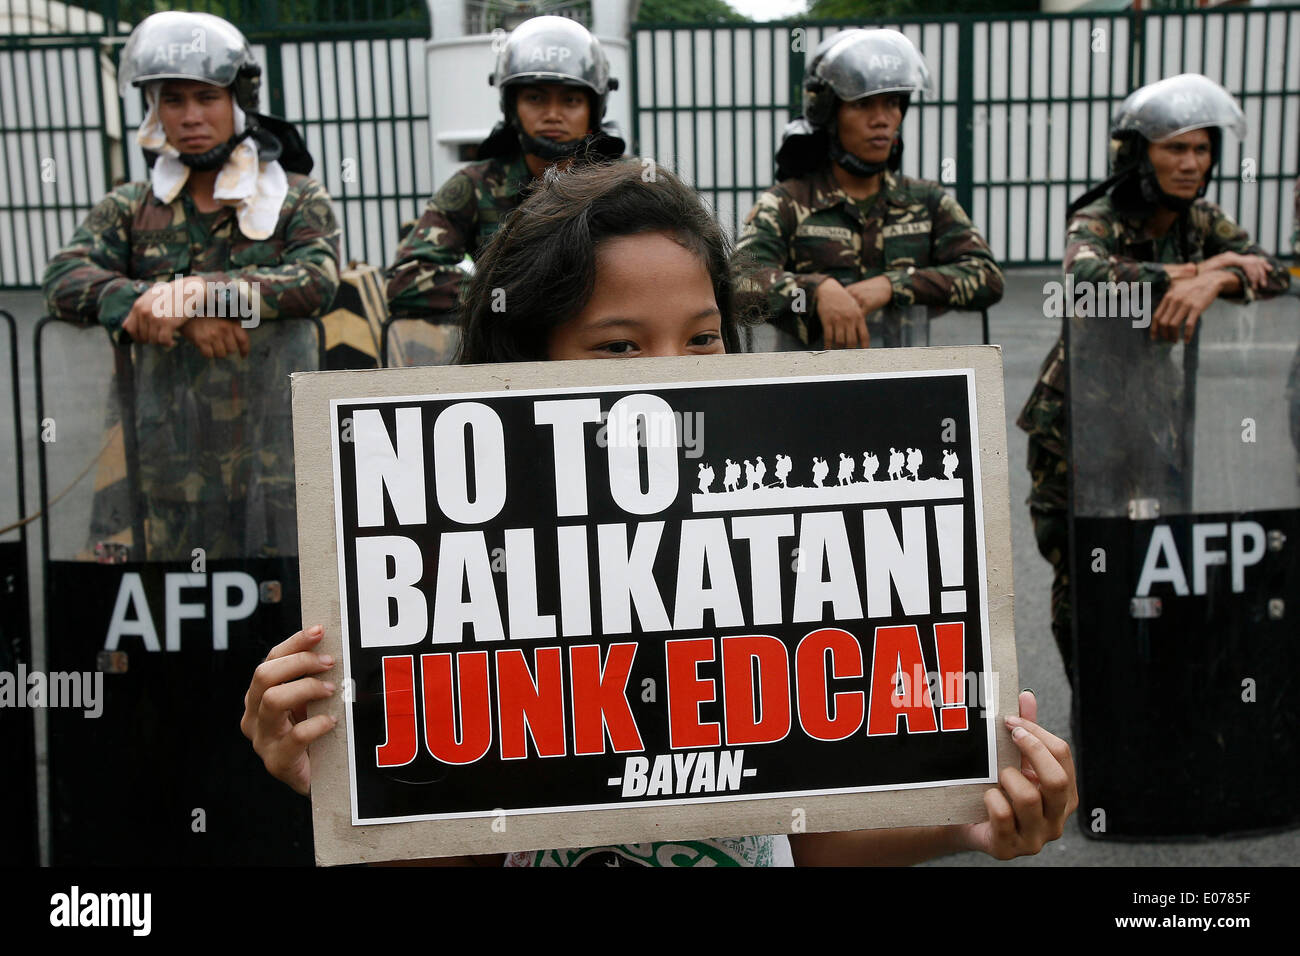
[
  {"left": 485, "top": 15, "right": 621, "bottom": 162},
  {"left": 1111, "top": 73, "right": 1247, "bottom": 146},
  {"left": 776, "top": 28, "right": 933, "bottom": 180},
  {"left": 118, "top": 11, "right": 261, "bottom": 112},
  {"left": 116, "top": 11, "right": 303, "bottom": 172},
  {"left": 1068, "top": 74, "right": 1247, "bottom": 218}
]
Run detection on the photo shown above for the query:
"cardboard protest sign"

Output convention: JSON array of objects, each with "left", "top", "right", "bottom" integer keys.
[{"left": 292, "top": 348, "right": 1018, "bottom": 864}]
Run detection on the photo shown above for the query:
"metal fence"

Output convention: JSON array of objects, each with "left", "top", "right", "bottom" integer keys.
[
  {"left": 631, "top": 7, "right": 1300, "bottom": 265},
  {"left": 2, "top": 3, "right": 1297, "bottom": 289}
]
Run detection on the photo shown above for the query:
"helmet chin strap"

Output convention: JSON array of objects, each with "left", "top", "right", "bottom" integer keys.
[
  {"left": 516, "top": 128, "right": 584, "bottom": 161},
  {"left": 827, "top": 117, "right": 891, "bottom": 178},
  {"left": 177, "top": 128, "right": 252, "bottom": 171},
  {"left": 1137, "top": 153, "right": 1203, "bottom": 212}
]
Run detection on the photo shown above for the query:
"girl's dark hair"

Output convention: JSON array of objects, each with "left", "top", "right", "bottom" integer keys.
[{"left": 457, "top": 159, "right": 746, "bottom": 364}]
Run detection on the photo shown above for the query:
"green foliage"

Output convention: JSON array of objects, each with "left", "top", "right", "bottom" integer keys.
[
  {"left": 635, "top": 0, "right": 751, "bottom": 24},
  {"left": 808, "top": 0, "right": 1037, "bottom": 17}
]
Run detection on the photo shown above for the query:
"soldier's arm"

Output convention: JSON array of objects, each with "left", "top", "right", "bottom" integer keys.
[
  {"left": 1293, "top": 178, "right": 1299, "bottom": 258},
  {"left": 41, "top": 185, "right": 146, "bottom": 342},
  {"left": 385, "top": 171, "right": 480, "bottom": 318},
  {"left": 193, "top": 178, "right": 342, "bottom": 320},
  {"left": 1196, "top": 201, "right": 1290, "bottom": 301},
  {"left": 732, "top": 189, "right": 829, "bottom": 343},
  {"left": 1062, "top": 210, "right": 1173, "bottom": 294},
  {"left": 884, "top": 192, "right": 1004, "bottom": 310}
]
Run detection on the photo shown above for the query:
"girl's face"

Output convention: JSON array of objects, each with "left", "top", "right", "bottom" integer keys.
[{"left": 546, "top": 231, "right": 727, "bottom": 361}]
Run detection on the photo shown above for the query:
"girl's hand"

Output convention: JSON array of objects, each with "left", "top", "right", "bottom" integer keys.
[
  {"left": 240, "top": 625, "right": 338, "bottom": 796},
  {"left": 960, "top": 690, "right": 1078, "bottom": 860}
]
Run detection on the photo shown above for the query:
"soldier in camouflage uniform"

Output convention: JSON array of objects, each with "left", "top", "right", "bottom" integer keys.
[
  {"left": 1294, "top": 176, "right": 1300, "bottom": 256},
  {"left": 386, "top": 16, "right": 624, "bottom": 320},
  {"left": 1016, "top": 75, "right": 1290, "bottom": 685},
  {"left": 1289, "top": 177, "right": 1300, "bottom": 477},
  {"left": 42, "top": 12, "right": 339, "bottom": 561},
  {"left": 733, "top": 29, "right": 1002, "bottom": 347}
]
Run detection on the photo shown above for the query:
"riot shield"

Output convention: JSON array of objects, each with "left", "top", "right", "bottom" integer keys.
[
  {"left": 36, "top": 317, "right": 325, "bottom": 865},
  {"left": 750, "top": 304, "right": 989, "bottom": 352},
  {"left": 868, "top": 305, "right": 989, "bottom": 348},
  {"left": 1068, "top": 293, "right": 1300, "bottom": 838},
  {"left": 381, "top": 315, "right": 461, "bottom": 368},
  {"left": 922, "top": 307, "right": 990, "bottom": 347},
  {"left": 0, "top": 309, "right": 37, "bottom": 866}
]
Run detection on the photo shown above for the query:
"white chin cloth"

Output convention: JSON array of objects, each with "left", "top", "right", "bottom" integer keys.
[{"left": 138, "top": 81, "right": 289, "bottom": 240}]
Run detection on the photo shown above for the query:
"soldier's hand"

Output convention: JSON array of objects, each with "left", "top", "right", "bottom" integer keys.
[
  {"left": 844, "top": 276, "right": 894, "bottom": 328},
  {"left": 180, "top": 315, "right": 252, "bottom": 359},
  {"left": 122, "top": 285, "right": 185, "bottom": 347},
  {"left": 241, "top": 624, "right": 338, "bottom": 797},
  {"left": 1152, "top": 273, "right": 1231, "bottom": 343},
  {"left": 1199, "top": 252, "right": 1273, "bottom": 291},
  {"left": 815, "top": 279, "right": 871, "bottom": 349}
]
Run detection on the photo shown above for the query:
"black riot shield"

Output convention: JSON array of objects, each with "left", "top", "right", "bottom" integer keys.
[
  {"left": 36, "top": 317, "right": 325, "bottom": 865},
  {"left": 1068, "top": 293, "right": 1300, "bottom": 839},
  {"left": 381, "top": 315, "right": 461, "bottom": 368},
  {"left": 0, "top": 310, "right": 37, "bottom": 866},
  {"left": 751, "top": 304, "right": 989, "bottom": 352}
]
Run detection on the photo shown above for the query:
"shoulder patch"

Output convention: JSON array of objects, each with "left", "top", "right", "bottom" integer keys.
[
  {"left": 300, "top": 197, "right": 338, "bottom": 234},
  {"left": 84, "top": 196, "right": 121, "bottom": 234},
  {"left": 1214, "top": 218, "right": 1239, "bottom": 240},
  {"left": 937, "top": 192, "right": 972, "bottom": 226},
  {"left": 1088, "top": 220, "right": 1108, "bottom": 238},
  {"left": 435, "top": 175, "right": 473, "bottom": 213}
]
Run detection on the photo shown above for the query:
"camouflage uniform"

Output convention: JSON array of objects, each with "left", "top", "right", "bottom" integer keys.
[
  {"left": 42, "top": 175, "right": 340, "bottom": 561},
  {"left": 1294, "top": 176, "right": 1300, "bottom": 255},
  {"left": 385, "top": 153, "right": 534, "bottom": 318},
  {"left": 1290, "top": 178, "right": 1300, "bottom": 474},
  {"left": 732, "top": 166, "right": 1003, "bottom": 344},
  {"left": 1016, "top": 194, "right": 1291, "bottom": 683}
]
